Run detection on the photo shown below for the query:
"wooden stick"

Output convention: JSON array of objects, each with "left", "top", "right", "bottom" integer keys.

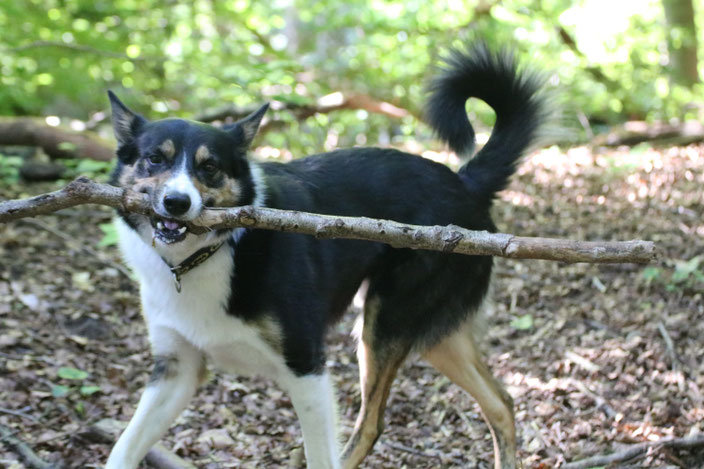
[
  {"left": 0, "top": 423, "right": 59, "bottom": 469},
  {"left": 0, "top": 177, "right": 657, "bottom": 264},
  {"left": 562, "top": 433, "right": 704, "bottom": 469}
]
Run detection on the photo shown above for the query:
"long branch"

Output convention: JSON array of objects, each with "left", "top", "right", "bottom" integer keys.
[{"left": 0, "top": 178, "right": 656, "bottom": 264}]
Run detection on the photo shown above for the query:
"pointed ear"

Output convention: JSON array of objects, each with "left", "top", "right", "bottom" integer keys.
[
  {"left": 225, "top": 103, "right": 269, "bottom": 148},
  {"left": 107, "top": 90, "right": 146, "bottom": 146}
]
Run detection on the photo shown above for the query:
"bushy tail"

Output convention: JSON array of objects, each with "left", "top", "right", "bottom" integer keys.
[{"left": 425, "top": 42, "right": 545, "bottom": 207}]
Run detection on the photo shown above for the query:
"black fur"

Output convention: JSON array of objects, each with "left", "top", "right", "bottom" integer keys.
[
  {"left": 228, "top": 150, "right": 496, "bottom": 374},
  {"left": 426, "top": 43, "right": 544, "bottom": 207},
  {"left": 111, "top": 43, "right": 544, "bottom": 377}
]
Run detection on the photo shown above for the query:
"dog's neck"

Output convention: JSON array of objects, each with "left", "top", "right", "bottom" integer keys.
[{"left": 148, "top": 229, "right": 229, "bottom": 267}]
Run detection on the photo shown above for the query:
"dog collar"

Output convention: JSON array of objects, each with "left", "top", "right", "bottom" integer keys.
[{"left": 165, "top": 242, "right": 225, "bottom": 293}]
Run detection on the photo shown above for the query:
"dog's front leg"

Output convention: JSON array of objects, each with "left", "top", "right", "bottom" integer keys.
[
  {"left": 106, "top": 326, "right": 205, "bottom": 469},
  {"left": 286, "top": 372, "right": 340, "bottom": 469}
]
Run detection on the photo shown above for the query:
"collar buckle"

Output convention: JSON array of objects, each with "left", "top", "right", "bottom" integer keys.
[
  {"left": 163, "top": 241, "right": 225, "bottom": 293},
  {"left": 171, "top": 271, "right": 182, "bottom": 293}
]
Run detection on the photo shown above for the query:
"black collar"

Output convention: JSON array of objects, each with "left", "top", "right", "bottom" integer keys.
[{"left": 164, "top": 242, "right": 225, "bottom": 293}]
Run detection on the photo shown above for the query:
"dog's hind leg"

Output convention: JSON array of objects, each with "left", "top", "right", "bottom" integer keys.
[
  {"left": 422, "top": 318, "right": 516, "bottom": 469},
  {"left": 106, "top": 326, "right": 205, "bottom": 469},
  {"left": 340, "top": 301, "right": 410, "bottom": 469}
]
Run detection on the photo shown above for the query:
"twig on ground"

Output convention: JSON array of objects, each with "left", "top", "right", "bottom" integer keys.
[
  {"left": 562, "top": 432, "right": 704, "bottom": 469},
  {"left": 657, "top": 321, "right": 680, "bottom": 369},
  {"left": 0, "top": 178, "right": 657, "bottom": 264},
  {"left": 381, "top": 440, "right": 466, "bottom": 466},
  {"left": 451, "top": 404, "right": 476, "bottom": 434},
  {"left": 0, "top": 407, "right": 40, "bottom": 423},
  {"left": 565, "top": 351, "right": 601, "bottom": 373},
  {"left": 0, "top": 351, "right": 57, "bottom": 365},
  {"left": 0, "top": 423, "right": 59, "bottom": 469},
  {"left": 570, "top": 379, "right": 616, "bottom": 419},
  {"left": 87, "top": 419, "right": 196, "bottom": 469}
]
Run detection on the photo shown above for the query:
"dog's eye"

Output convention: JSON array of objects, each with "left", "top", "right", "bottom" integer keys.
[
  {"left": 147, "top": 153, "right": 164, "bottom": 165},
  {"left": 200, "top": 161, "right": 219, "bottom": 174}
]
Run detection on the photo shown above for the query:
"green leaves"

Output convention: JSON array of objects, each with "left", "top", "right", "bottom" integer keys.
[
  {"left": 672, "top": 256, "right": 702, "bottom": 283},
  {"left": 80, "top": 385, "right": 101, "bottom": 396},
  {"left": 52, "top": 366, "right": 101, "bottom": 403},
  {"left": 51, "top": 384, "right": 71, "bottom": 398},
  {"left": 57, "top": 366, "right": 89, "bottom": 380},
  {"left": 98, "top": 222, "right": 119, "bottom": 247},
  {"left": 510, "top": 314, "right": 534, "bottom": 330},
  {"left": 0, "top": 154, "right": 23, "bottom": 183},
  {"left": 2, "top": 0, "right": 699, "bottom": 139}
]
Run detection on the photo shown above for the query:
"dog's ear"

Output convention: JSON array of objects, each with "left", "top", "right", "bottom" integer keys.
[
  {"left": 107, "top": 90, "right": 146, "bottom": 147},
  {"left": 224, "top": 103, "right": 269, "bottom": 148}
]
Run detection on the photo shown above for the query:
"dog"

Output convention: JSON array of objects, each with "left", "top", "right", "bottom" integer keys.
[{"left": 104, "top": 42, "right": 545, "bottom": 469}]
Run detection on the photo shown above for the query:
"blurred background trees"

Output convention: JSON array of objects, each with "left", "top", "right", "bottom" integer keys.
[{"left": 0, "top": 0, "right": 702, "bottom": 156}]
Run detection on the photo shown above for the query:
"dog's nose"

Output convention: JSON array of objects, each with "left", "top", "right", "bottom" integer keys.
[{"left": 163, "top": 193, "right": 191, "bottom": 216}]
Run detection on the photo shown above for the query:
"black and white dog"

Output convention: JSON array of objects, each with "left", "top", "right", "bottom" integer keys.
[{"left": 105, "top": 43, "right": 544, "bottom": 469}]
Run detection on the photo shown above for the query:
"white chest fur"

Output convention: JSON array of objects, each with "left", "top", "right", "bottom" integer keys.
[{"left": 115, "top": 219, "right": 288, "bottom": 379}]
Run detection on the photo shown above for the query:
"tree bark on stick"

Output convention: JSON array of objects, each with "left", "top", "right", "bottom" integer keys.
[{"left": 0, "top": 177, "right": 657, "bottom": 264}]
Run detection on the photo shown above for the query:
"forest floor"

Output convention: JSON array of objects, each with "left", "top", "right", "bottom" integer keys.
[{"left": 0, "top": 143, "right": 703, "bottom": 468}]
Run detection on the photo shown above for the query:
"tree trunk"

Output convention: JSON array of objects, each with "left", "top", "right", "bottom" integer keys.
[{"left": 662, "top": 0, "right": 700, "bottom": 86}]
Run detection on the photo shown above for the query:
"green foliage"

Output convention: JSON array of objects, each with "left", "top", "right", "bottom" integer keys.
[
  {"left": 60, "top": 158, "right": 114, "bottom": 181},
  {"left": 670, "top": 255, "right": 704, "bottom": 287},
  {"left": 0, "top": 153, "right": 22, "bottom": 183},
  {"left": 98, "top": 221, "right": 119, "bottom": 247},
  {"left": 641, "top": 256, "right": 704, "bottom": 293},
  {"left": 0, "top": 0, "right": 702, "bottom": 149},
  {"left": 57, "top": 366, "right": 89, "bottom": 380},
  {"left": 510, "top": 314, "right": 534, "bottom": 330},
  {"left": 51, "top": 365, "right": 101, "bottom": 416}
]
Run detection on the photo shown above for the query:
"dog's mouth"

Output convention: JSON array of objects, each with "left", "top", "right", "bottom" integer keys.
[{"left": 151, "top": 216, "right": 189, "bottom": 244}]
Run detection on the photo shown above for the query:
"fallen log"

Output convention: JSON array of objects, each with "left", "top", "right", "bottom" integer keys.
[
  {"left": 592, "top": 120, "right": 704, "bottom": 147},
  {"left": 0, "top": 178, "right": 656, "bottom": 264},
  {"left": 0, "top": 118, "right": 114, "bottom": 161},
  {"left": 195, "top": 92, "right": 414, "bottom": 123}
]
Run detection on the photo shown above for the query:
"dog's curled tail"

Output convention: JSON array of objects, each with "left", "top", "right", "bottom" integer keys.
[{"left": 425, "top": 42, "right": 546, "bottom": 207}]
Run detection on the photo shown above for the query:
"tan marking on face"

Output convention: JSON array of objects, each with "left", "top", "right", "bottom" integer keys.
[
  {"left": 118, "top": 165, "right": 137, "bottom": 187},
  {"left": 159, "top": 139, "right": 176, "bottom": 159},
  {"left": 132, "top": 172, "right": 172, "bottom": 194},
  {"left": 192, "top": 175, "right": 242, "bottom": 207},
  {"left": 195, "top": 145, "right": 210, "bottom": 165},
  {"left": 119, "top": 164, "right": 174, "bottom": 202}
]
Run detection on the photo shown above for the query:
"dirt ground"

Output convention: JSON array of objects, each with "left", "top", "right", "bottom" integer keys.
[{"left": 1, "top": 143, "right": 703, "bottom": 468}]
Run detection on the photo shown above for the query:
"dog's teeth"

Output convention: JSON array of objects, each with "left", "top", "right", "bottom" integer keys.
[
  {"left": 177, "top": 226, "right": 187, "bottom": 235},
  {"left": 157, "top": 221, "right": 164, "bottom": 230}
]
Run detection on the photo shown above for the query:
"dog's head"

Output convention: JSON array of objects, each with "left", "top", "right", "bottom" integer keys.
[{"left": 108, "top": 91, "right": 267, "bottom": 251}]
